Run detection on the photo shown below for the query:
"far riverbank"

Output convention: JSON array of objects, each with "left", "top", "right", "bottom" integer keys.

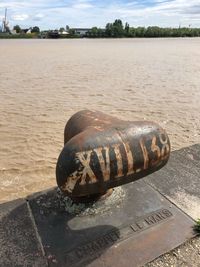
[{"left": 1, "top": 21, "right": 200, "bottom": 39}]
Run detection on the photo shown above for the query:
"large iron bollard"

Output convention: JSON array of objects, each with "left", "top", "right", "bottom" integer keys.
[{"left": 56, "top": 110, "right": 170, "bottom": 202}]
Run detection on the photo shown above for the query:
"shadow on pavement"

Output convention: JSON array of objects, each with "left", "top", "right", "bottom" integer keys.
[{"left": 28, "top": 188, "right": 120, "bottom": 267}]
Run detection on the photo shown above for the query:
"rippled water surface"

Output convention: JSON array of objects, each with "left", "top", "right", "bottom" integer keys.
[{"left": 0, "top": 38, "right": 200, "bottom": 202}]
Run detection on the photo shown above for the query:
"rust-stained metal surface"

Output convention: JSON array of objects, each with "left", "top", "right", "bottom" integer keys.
[
  {"left": 56, "top": 110, "right": 171, "bottom": 199},
  {"left": 28, "top": 180, "right": 195, "bottom": 267}
]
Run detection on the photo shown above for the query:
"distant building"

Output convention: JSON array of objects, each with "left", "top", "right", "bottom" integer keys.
[
  {"left": 74, "top": 28, "right": 91, "bottom": 36},
  {"left": 59, "top": 30, "right": 69, "bottom": 35},
  {"left": 10, "top": 29, "right": 17, "bottom": 34},
  {"left": 21, "top": 28, "right": 31, "bottom": 34}
]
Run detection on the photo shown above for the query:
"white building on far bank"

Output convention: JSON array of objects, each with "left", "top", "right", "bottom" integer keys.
[{"left": 74, "top": 28, "right": 91, "bottom": 36}]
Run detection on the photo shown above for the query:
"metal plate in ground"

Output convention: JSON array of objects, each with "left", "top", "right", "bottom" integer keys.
[
  {"left": 28, "top": 180, "right": 195, "bottom": 267},
  {"left": 0, "top": 198, "right": 47, "bottom": 267},
  {"left": 145, "top": 144, "right": 200, "bottom": 220}
]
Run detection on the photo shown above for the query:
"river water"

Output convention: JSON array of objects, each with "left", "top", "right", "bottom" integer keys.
[{"left": 0, "top": 38, "right": 199, "bottom": 203}]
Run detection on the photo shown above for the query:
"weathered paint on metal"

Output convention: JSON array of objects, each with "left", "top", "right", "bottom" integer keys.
[{"left": 56, "top": 110, "right": 171, "bottom": 198}]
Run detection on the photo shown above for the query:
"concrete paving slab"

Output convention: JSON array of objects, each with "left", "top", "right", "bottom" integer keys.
[
  {"left": 28, "top": 180, "right": 195, "bottom": 267},
  {"left": 145, "top": 144, "right": 200, "bottom": 220},
  {"left": 0, "top": 198, "right": 47, "bottom": 267}
]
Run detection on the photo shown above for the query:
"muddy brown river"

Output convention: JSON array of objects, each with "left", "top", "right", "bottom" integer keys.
[{"left": 0, "top": 38, "right": 199, "bottom": 203}]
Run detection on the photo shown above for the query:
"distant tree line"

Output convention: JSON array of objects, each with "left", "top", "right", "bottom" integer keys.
[
  {"left": 87, "top": 19, "right": 200, "bottom": 38},
  {"left": 3, "top": 19, "right": 200, "bottom": 38}
]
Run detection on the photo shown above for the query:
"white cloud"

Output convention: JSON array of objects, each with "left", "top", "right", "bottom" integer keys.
[
  {"left": 73, "top": 3, "right": 93, "bottom": 9},
  {"left": 12, "top": 14, "right": 29, "bottom": 21},
  {"left": 1, "top": 0, "right": 200, "bottom": 29},
  {"left": 33, "top": 13, "right": 45, "bottom": 21}
]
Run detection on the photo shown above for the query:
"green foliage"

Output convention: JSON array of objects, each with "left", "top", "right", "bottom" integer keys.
[
  {"left": 105, "top": 19, "right": 124, "bottom": 37},
  {"left": 3, "top": 19, "right": 200, "bottom": 39},
  {"left": 194, "top": 219, "right": 200, "bottom": 234},
  {"left": 0, "top": 33, "right": 36, "bottom": 39},
  {"left": 113, "top": 19, "right": 124, "bottom": 37},
  {"left": 87, "top": 27, "right": 104, "bottom": 38},
  {"left": 135, "top": 27, "right": 146, "bottom": 37},
  {"left": 13, "top": 25, "right": 21, "bottom": 33},
  {"left": 59, "top": 27, "right": 65, "bottom": 33},
  {"left": 88, "top": 19, "right": 200, "bottom": 38},
  {"left": 124, "top": 22, "right": 130, "bottom": 36},
  {"left": 68, "top": 28, "right": 75, "bottom": 35},
  {"left": 31, "top": 26, "right": 40, "bottom": 33},
  {"left": 105, "top": 23, "right": 112, "bottom": 37}
]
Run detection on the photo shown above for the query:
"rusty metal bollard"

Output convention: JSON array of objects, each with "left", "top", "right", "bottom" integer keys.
[{"left": 56, "top": 110, "right": 170, "bottom": 202}]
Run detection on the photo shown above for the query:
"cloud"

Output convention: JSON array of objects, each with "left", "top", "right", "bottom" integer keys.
[
  {"left": 12, "top": 14, "right": 29, "bottom": 21},
  {"left": 181, "top": 4, "right": 200, "bottom": 15},
  {"left": 73, "top": 3, "right": 93, "bottom": 9},
  {"left": 32, "top": 13, "right": 45, "bottom": 21},
  {"left": 0, "top": 0, "right": 200, "bottom": 29}
]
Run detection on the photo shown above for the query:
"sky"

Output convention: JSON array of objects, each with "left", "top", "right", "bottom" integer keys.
[{"left": 0, "top": 0, "right": 200, "bottom": 30}]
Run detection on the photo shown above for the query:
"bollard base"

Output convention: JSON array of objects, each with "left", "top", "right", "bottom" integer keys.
[
  {"left": 69, "top": 189, "right": 113, "bottom": 203},
  {"left": 28, "top": 180, "right": 195, "bottom": 267}
]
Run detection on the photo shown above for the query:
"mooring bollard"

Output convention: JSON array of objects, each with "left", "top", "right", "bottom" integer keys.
[{"left": 56, "top": 110, "right": 170, "bottom": 202}]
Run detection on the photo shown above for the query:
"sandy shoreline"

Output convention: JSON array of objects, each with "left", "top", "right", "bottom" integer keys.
[{"left": 0, "top": 38, "right": 200, "bottom": 203}]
